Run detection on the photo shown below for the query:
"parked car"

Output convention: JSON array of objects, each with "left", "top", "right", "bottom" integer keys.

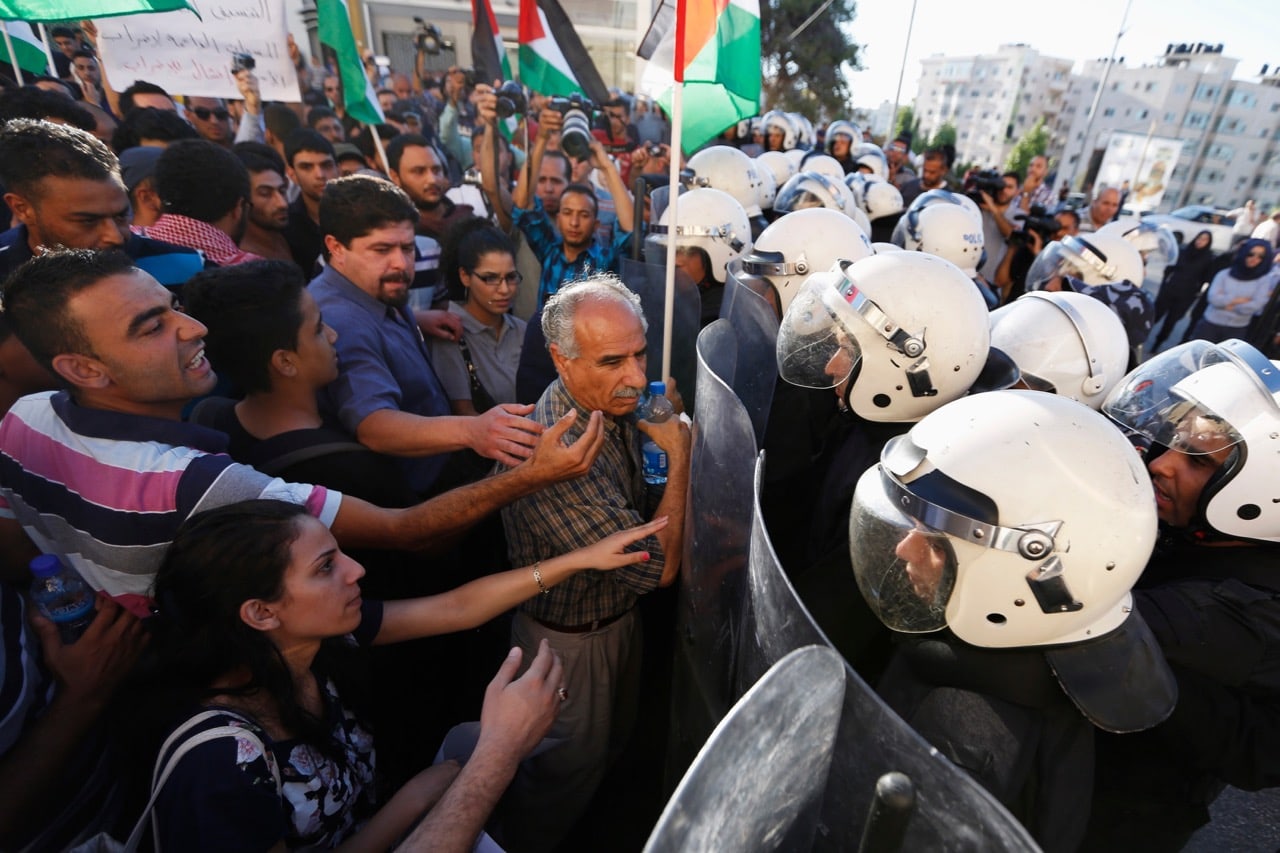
[{"left": 1141, "top": 205, "right": 1238, "bottom": 253}]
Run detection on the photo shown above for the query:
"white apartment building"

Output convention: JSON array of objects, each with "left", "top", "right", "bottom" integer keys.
[
  {"left": 1055, "top": 43, "right": 1280, "bottom": 212},
  {"left": 911, "top": 41, "right": 1280, "bottom": 212},
  {"left": 914, "top": 44, "right": 1073, "bottom": 171}
]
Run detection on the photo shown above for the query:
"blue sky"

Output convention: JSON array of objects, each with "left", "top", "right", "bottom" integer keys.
[{"left": 842, "top": 0, "right": 1274, "bottom": 109}]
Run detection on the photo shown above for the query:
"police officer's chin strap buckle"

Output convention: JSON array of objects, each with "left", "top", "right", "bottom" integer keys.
[
  {"left": 741, "top": 249, "right": 809, "bottom": 278},
  {"left": 834, "top": 262, "right": 935, "bottom": 397},
  {"left": 883, "top": 470, "right": 1079, "bottom": 614}
]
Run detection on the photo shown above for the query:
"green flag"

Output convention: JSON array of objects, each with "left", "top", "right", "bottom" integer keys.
[
  {"left": 2, "top": 21, "right": 47, "bottom": 75},
  {"left": 316, "top": 0, "right": 383, "bottom": 127},
  {"left": 0, "top": 0, "right": 195, "bottom": 22}
]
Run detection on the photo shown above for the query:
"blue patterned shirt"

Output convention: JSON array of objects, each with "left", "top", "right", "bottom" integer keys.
[
  {"left": 512, "top": 197, "right": 632, "bottom": 309},
  {"left": 500, "top": 379, "right": 664, "bottom": 625}
]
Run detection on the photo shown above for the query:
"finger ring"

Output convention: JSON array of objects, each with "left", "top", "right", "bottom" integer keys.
[{"left": 557, "top": 687, "right": 569, "bottom": 702}]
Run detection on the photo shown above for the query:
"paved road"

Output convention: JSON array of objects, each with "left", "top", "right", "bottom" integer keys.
[{"left": 1184, "top": 786, "right": 1280, "bottom": 852}]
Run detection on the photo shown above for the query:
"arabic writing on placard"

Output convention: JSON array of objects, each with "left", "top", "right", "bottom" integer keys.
[{"left": 96, "top": 0, "right": 301, "bottom": 102}]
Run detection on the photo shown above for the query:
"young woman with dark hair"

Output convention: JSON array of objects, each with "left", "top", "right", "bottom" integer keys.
[{"left": 143, "top": 499, "right": 665, "bottom": 851}]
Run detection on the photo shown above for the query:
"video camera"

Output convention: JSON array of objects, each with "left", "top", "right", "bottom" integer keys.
[
  {"left": 963, "top": 168, "right": 1005, "bottom": 205},
  {"left": 1010, "top": 204, "right": 1060, "bottom": 248},
  {"left": 547, "top": 93, "right": 597, "bottom": 160},
  {"left": 412, "top": 17, "right": 451, "bottom": 56}
]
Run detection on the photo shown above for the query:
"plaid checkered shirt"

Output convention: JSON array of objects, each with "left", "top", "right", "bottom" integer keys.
[{"left": 501, "top": 379, "right": 665, "bottom": 626}]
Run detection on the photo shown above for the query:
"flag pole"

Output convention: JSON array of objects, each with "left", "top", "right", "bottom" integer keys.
[
  {"left": 661, "top": 82, "right": 682, "bottom": 382},
  {"left": 369, "top": 123, "right": 392, "bottom": 175},
  {"left": 1, "top": 24, "right": 23, "bottom": 85},
  {"left": 35, "top": 22, "right": 57, "bottom": 79}
]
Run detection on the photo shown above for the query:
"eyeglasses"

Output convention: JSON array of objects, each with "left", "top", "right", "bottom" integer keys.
[
  {"left": 190, "top": 106, "right": 230, "bottom": 121},
  {"left": 470, "top": 270, "right": 523, "bottom": 287}
]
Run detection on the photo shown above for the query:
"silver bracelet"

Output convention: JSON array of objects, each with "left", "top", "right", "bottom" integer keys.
[{"left": 533, "top": 562, "right": 550, "bottom": 595}]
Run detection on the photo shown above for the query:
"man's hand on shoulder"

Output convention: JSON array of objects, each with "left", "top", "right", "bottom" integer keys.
[
  {"left": 417, "top": 309, "right": 464, "bottom": 342},
  {"left": 470, "top": 403, "right": 541, "bottom": 465},
  {"left": 516, "top": 408, "right": 604, "bottom": 484}
]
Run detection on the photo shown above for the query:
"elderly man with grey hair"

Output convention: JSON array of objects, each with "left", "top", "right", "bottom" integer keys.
[{"left": 496, "top": 274, "right": 691, "bottom": 852}]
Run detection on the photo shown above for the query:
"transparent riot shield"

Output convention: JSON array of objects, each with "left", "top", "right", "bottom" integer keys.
[
  {"left": 739, "top": 452, "right": 1043, "bottom": 852},
  {"left": 718, "top": 273, "right": 780, "bottom": 446},
  {"left": 646, "top": 646, "right": 845, "bottom": 853},
  {"left": 619, "top": 256, "right": 700, "bottom": 409},
  {"left": 665, "top": 320, "right": 762, "bottom": 790}
]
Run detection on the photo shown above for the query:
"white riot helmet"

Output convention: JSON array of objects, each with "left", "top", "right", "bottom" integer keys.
[
  {"left": 648, "top": 188, "right": 752, "bottom": 284},
  {"left": 863, "top": 181, "right": 904, "bottom": 221},
  {"left": 903, "top": 202, "right": 984, "bottom": 278},
  {"left": 755, "top": 165, "right": 778, "bottom": 212},
  {"left": 755, "top": 151, "right": 795, "bottom": 197},
  {"left": 776, "top": 252, "right": 991, "bottom": 422},
  {"left": 990, "top": 291, "right": 1129, "bottom": 409},
  {"left": 762, "top": 110, "right": 799, "bottom": 152},
  {"left": 849, "top": 390, "right": 1176, "bottom": 731},
  {"left": 1027, "top": 233, "right": 1145, "bottom": 290},
  {"left": 891, "top": 188, "right": 982, "bottom": 248},
  {"left": 688, "top": 145, "right": 767, "bottom": 217},
  {"left": 852, "top": 143, "right": 889, "bottom": 182},
  {"left": 824, "top": 120, "right": 862, "bottom": 156},
  {"left": 783, "top": 148, "right": 808, "bottom": 174},
  {"left": 799, "top": 153, "right": 846, "bottom": 182},
  {"left": 791, "top": 113, "right": 815, "bottom": 150},
  {"left": 1103, "top": 338, "right": 1280, "bottom": 543},
  {"left": 873, "top": 242, "right": 904, "bottom": 253},
  {"left": 734, "top": 207, "right": 873, "bottom": 314},
  {"left": 852, "top": 390, "right": 1157, "bottom": 646},
  {"left": 844, "top": 172, "right": 870, "bottom": 210},
  {"left": 774, "top": 171, "right": 853, "bottom": 217},
  {"left": 1097, "top": 218, "right": 1180, "bottom": 279}
]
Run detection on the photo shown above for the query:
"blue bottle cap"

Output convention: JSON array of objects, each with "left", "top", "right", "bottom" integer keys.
[{"left": 29, "top": 554, "right": 61, "bottom": 578}]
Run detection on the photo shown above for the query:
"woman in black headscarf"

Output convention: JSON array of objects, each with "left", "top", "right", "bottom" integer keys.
[
  {"left": 1151, "top": 230, "right": 1217, "bottom": 352},
  {"left": 1188, "top": 238, "right": 1277, "bottom": 344}
]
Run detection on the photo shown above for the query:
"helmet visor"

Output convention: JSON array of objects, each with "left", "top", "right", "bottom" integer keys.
[
  {"left": 775, "top": 272, "right": 863, "bottom": 388},
  {"left": 850, "top": 466, "right": 958, "bottom": 633},
  {"left": 774, "top": 174, "right": 844, "bottom": 215},
  {"left": 1026, "top": 241, "right": 1084, "bottom": 291},
  {"left": 1102, "top": 340, "right": 1249, "bottom": 453}
]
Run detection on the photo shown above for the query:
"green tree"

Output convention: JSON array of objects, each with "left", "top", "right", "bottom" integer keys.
[
  {"left": 925, "top": 121, "right": 957, "bottom": 152},
  {"left": 761, "top": 0, "right": 861, "bottom": 121},
  {"left": 1005, "top": 116, "right": 1050, "bottom": 178},
  {"left": 892, "top": 104, "right": 919, "bottom": 147}
]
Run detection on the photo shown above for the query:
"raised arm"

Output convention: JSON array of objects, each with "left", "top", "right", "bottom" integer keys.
[
  {"left": 513, "top": 108, "right": 561, "bottom": 212},
  {"left": 375, "top": 516, "right": 668, "bottom": 643}
]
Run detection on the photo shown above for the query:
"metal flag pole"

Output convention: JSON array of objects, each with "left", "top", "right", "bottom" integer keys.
[{"left": 1, "top": 23, "right": 24, "bottom": 85}]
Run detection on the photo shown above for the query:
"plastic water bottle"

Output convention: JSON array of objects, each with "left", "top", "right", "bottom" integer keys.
[
  {"left": 639, "top": 381, "right": 673, "bottom": 486},
  {"left": 29, "top": 555, "right": 95, "bottom": 644}
]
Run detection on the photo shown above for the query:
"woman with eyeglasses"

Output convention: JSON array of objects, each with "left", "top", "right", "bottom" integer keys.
[
  {"left": 429, "top": 218, "right": 527, "bottom": 416},
  {"left": 1188, "top": 238, "right": 1278, "bottom": 344}
]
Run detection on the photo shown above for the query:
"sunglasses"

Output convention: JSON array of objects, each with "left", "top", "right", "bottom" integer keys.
[
  {"left": 471, "top": 271, "right": 523, "bottom": 287},
  {"left": 190, "top": 106, "right": 230, "bottom": 121}
]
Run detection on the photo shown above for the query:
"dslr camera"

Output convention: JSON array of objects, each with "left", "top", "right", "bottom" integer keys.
[
  {"left": 494, "top": 80, "right": 527, "bottom": 118},
  {"left": 547, "top": 93, "right": 597, "bottom": 160}
]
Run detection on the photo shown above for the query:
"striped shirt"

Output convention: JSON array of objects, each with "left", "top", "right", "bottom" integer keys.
[
  {"left": 500, "top": 379, "right": 665, "bottom": 626},
  {"left": 0, "top": 392, "right": 340, "bottom": 615}
]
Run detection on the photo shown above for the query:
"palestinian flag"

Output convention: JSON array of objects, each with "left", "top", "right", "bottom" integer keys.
[
  {"left": 639, "top": 0, "right": 761, "bottom": 154},
  {"left": 316, "top": 0, "right": 384, "bottom": 126},
  {"left": 471, "top": 0, "right": 511, "bottom": 87},
  {"left": 0, "top": 0, "right": 194, "bottom": 20},
  {"left": 517, "top": 0, "right": 609, "bottom": 104},
  {"left": 2, "top": 21, "right": 47, "bottom": 76}
]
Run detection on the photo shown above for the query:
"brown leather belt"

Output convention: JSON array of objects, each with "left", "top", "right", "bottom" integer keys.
[{"left": 531, "top": 609, "right": 631, "bottom": 634}]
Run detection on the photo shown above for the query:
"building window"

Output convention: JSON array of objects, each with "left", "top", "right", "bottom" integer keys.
[
  {"left": 1184, "top": 112, "right": 1209, "bottom": 129},
  {"left": 1103, "top": 107, "right": 1116, "bottom": 117},
  {"left": 1227, "top": 90, "right": 1257, "bottom": 108},
  {"left": 1164, "top": 111, "right": 1177, "bottom": 122},
  {"left": 1194, "top": 83, "right": 1220, "bottom": 101},
  {"left": 1145, "top": 82, "right": 1157, "bottom": 92}
]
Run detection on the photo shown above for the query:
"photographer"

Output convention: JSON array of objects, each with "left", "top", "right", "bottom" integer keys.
[
  {"left": 509, "top": 101, "right": 635, "bottom": 308},
  {"left": 596, "top": 97, "right": 639, "bottom": 186},
  {"left": 995, "top": 205, "right": 1060, "bottom": 304},
  {"left": 975, "top": 170, "right": 1024, "bottom": 282},
  {"left": 438, "top": 66, "right": 478, "bottom": 173}
]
